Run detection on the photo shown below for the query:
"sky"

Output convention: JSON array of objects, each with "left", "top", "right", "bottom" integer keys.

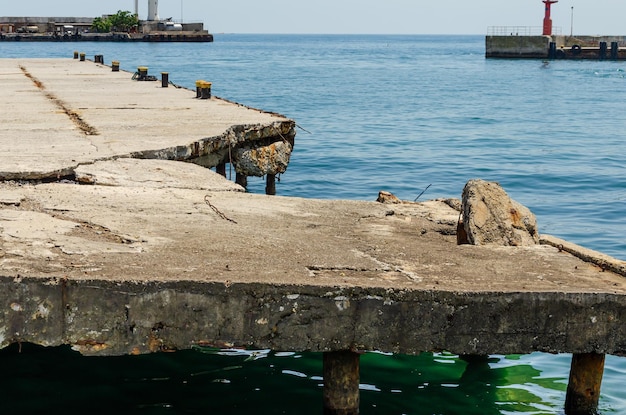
[{"left": 1, "top": 1, "right": 625, "bottom": 35}]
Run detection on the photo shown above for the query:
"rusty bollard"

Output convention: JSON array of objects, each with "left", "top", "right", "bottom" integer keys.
[
  {"left": 161, "top": 72, "right": 169, "bottom": 88},
  {"left": 79, "top": 53, "right": 85, "bottom": 62},
  {"left": 111, "top": 61, "right": 120, "bottom": 72}
]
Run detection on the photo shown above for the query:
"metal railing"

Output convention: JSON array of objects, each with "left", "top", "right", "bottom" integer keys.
[{"left": 487, "top": 26, "right": 563, "bottom": 36}]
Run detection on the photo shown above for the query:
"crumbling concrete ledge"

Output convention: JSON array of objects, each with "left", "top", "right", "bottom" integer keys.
[{"left": 1, "top": 175, "right": 626, "bottom": 357}]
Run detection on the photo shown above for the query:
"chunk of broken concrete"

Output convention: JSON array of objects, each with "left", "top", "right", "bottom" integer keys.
[
  {"left": 376, "top": 191, "right": 402, "bottom": 204},
  {"left": 234, "top": 141, "right": 293, "bottom": 177},
  {"left": 458, "top": 179, "right": 539, "bottom": 246}
]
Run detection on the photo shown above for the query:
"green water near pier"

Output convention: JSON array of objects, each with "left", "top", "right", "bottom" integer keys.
[{"left": 3, "top": 343, "right": 620, "bottom": 414}]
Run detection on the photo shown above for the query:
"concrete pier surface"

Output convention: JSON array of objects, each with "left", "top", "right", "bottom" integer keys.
[
  {"left": 0, "top": 58, "right": 295, "bottom": 181},
  {"left": 2, "top": 58, "right": 626, "bottom": 361}
]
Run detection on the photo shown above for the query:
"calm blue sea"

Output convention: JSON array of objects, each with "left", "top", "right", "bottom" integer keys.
[{"left": 1, "top": 34, "right": 625, "bottom": 414}]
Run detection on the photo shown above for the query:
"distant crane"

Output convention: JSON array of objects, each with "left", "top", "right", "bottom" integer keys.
[{"left": 542, "top": 0, "right": 558, "bottom": 36}]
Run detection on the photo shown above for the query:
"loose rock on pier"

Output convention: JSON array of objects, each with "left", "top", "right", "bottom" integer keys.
[{"left": 458, "top": 179, "right": 539, "bottom": 246}]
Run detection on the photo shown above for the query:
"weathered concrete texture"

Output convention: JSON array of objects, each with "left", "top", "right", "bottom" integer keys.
[
  {"left": 1, "top": 168, "right": 626, "bottom": 356},
  {"left": 234, "top": 140, "right": 293, "bottom": 177},
  {"left": 74, "top": 158, "right": 244, "bottom": 191},
  {"left": 461, "top": 179, "right": 539, "bottom": 246},
  {"left": 0, "top": 58, "right": 295, "bottom": 181},
  {"left": 485, "top": 35, "right": 551, "bottom": 58}
]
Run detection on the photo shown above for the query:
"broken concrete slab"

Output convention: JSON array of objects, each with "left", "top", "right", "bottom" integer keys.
[
  {"left": 2, "top": 176, "right": 626, "bottom": 356},
  {"left": 75, "top": 158, "right": 244, "bottom": 192}
]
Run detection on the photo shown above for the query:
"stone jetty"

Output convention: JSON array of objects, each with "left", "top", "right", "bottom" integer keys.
[{"left": 2, "top": 58, "right": 626, "bottom": 415}]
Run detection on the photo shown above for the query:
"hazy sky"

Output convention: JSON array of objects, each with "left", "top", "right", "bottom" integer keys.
[{"left": 2, "top": 1, "right": 624, "bottom": 35}]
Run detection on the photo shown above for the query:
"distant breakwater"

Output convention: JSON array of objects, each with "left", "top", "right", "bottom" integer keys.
[{"left": 0, "top": 32, "right": 213, "bottom": 43}]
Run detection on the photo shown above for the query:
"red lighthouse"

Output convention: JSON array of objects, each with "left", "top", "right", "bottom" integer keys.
[{"left": 542, "top": 0, "right": 558, "bottom": 35}]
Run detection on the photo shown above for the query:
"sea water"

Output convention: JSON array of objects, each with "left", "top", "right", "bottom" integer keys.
[{"left": 1, "top": 35, "right": 625, "bottom": 414}]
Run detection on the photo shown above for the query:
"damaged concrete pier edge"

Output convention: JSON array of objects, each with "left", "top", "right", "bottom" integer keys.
[{"left": 3, "top": 59, "right": 626, "bottom": 414}]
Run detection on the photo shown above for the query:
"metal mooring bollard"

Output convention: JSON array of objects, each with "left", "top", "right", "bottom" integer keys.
[
  {"left": 111, "top": 61, "right": 120, "bottom": 72},
  {"left": 161, "top": 72, "right": 169, "bottom": 88},
  {"left": 323, "top": 351, "right": 360, "bottom": 415},
  {"left": 195, "top": 80, "right": 204, "bottom": 98},
  {"left": 564, "top": 353, "right": 605, "bottom": 415},
  {"left": 73, "top": 51, "right": 78, "bottom": 59},
  {"left": 137, "top": 66, "right": 148, "bottom": 80},
  {"left": 196, "top": 79, "right": 206, "bottom": 98},
  {"left": 79, "top": 53, "right": 86, "bottom": 62},
  {"left": 201, "top": 81, "right": 212, "bottom": 99}
]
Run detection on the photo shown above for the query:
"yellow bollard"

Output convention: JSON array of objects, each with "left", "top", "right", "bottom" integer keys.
[{"left": 195, "top": 80, "right": 205, "bottom": 98}]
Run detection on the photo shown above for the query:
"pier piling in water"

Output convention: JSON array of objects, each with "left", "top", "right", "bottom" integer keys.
[
  {"left": 565, "top": 353, "right": 606, "bottom": 415},
  {"left": 265, "top": 174, "right": 276, "bottom": 195},
  {"left": 323, "top": 351, "right": 360, "bottom": 415},
  {"left": 235, "top": 172, "right": 248, "bottom": 188},
  {"left": 216, "top": 162, "right": 227, "bottom": 177}
]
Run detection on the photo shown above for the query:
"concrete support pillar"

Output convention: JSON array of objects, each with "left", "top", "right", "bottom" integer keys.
[
  {"left": 216, "top": 162, "right": 226, "bottom": 177},
  {"left": 235, "top": 173, "right": 247, "bottom": 189},
  {"left": 323, "top": 351, "right": 360, "bottom": 415},
  {"left": 265, "top": 174, "right": 276, "bottom": 195},
  {"left": 565, "top": 353, "right": 605, "bottom": 415}
]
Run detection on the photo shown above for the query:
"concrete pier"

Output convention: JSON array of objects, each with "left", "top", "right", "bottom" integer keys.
[
  {"left": 2, "top": 58, "right": 626, "bottom": 413},
  {"left": 486, "top": 34, "right": 626, "bottom": 60},
  {"left": 0, "top": 58, "right": 295, "bottom": 186}
]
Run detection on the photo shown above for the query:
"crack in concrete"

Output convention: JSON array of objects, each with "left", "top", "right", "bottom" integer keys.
[{"left": 19, "top": 65, "right": 99, "bottom": 136}]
